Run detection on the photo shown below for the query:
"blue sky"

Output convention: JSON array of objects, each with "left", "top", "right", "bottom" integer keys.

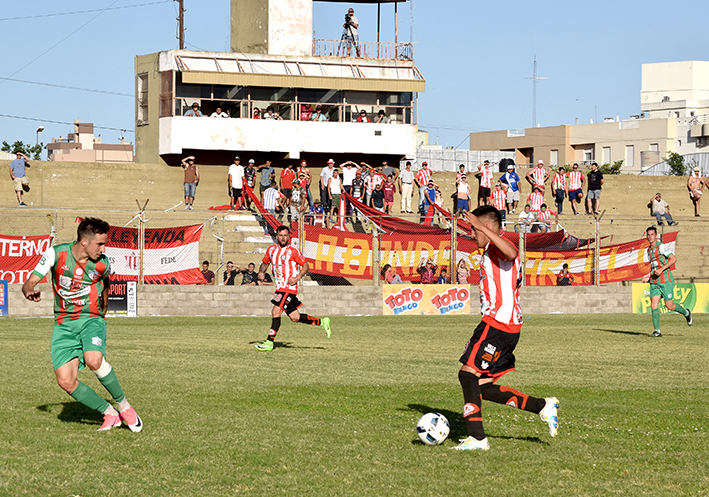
[{"left": 0, "top": 0, "right": 704, "bottom": 156}]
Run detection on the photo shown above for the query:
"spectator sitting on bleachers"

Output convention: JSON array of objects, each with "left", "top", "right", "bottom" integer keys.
[
  {"left": 235, "top": 262, "right": 258, "bottom": 285},
  {"left": 535, "top": 203, "right": 557, "bottom": 232},
  {"left": 517, "top": 204, "right": 535, "bottom": 233},
  {"left": 437, "top": 268, "right": 449, "bottom": 284},
  {"left": 648, "top": 192, "right": 678, "bottom": 226},
  {"left": 223, "top": 261, "right": 237, "bottom": 285},
  {"left": 381, "top": 264, "right": 404, "bottom": 284},
  {"left": 417, "top": 259, "right": 437, "bottom": 284}
]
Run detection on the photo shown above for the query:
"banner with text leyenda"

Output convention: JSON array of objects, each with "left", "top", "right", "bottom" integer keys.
[
  {"left": 632, "top": 283, "right": 709, "bottom": 314},
  {"left": 383, "top": 285, "right": 471, "bottom": 316}
]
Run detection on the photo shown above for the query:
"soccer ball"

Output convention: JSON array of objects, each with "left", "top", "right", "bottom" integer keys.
[{"left": 416, "top": 412, "right": 450, "bottom": 445}]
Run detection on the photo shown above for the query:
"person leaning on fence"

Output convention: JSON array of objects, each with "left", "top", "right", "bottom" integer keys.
[
  {"left": 235, "top": 263, "right": 258, "bottom": 286},
  {"left": 556, "top": 263, "right": 574, "bottom": 286},
  {"left": 200, "top": 260, "right": 215, "bottom": 285},
  {"left": 381, "top": 264, "right": 403, "bottom": 284},
  {"left": 648, "top": 193, "right": 678, "bottom": 226},
  {"left": 457, "top": 259, "right": 470, "bottom": 284},
  {"left": 180, "top": 155, "right": 199, "bottom": 210},
  {"left": 417, "top": 259, "right": 437, "bottom": 284},
  {"left": 184, "top": 102, "right": 202, "bottom": 117}
]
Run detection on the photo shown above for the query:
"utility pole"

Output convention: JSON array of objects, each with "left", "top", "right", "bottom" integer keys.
[
  {"left": 176, "top": 0, "right": 185, "bottom": 50},
  {"left": 526, "top": 53, "right": 547, "bottom": 127}
]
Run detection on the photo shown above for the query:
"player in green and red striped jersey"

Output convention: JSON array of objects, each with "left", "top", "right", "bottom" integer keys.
[
  {"left": 641, "top": 226, "right": 692, "bottom": 337},
  {"left": 22, "top": 217, "right": 143, "bottom": 432}
]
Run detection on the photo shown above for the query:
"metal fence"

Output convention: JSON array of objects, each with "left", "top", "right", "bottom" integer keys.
[{"left": 3, "top": 207, "right": 704, "bottom": 287}]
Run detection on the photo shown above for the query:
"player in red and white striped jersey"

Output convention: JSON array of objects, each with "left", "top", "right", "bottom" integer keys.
[
  {"left": 565, "top": 163, "right": 585, "bottom": 215},
  {"left": 255, "top": 225, "right": 331, "bottom": 351},
  {"left": 452, "top": 205, "right": 559, "bottom": 451}
]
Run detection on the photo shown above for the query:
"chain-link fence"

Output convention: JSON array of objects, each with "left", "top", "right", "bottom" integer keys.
[{"left": 2, "top": 207, "right": 706, "bottom": 287}]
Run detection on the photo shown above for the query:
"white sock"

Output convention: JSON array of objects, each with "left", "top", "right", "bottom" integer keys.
[
  {"left": 117, "top": 399, "right": 131, "bottom": 412},
  {"left": 103, "top": 405, "right": 119, "bottom": 416}
]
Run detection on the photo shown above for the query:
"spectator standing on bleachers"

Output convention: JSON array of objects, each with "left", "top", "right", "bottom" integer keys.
[
  {"left": 566, "top": 163, "right": 585, "bottom": 215},
  {"left": 398, "top": 161, "right": 415, "bottom": 214},
  {"left": 297, "top": 160, "right": 313, "bottom": 206},
  {"left": 422, "top": 180, "right": 437, "bottom": 215},
  {"left": 415, "top": 161, "right": 432, "bottom": 212},
  {"left": 491, "top": 181, "right": 507, "bottom": 225},
  {"left": 340, "top": 161, "right": 360, "bottom": 216},
  {"left": 383, "top": 175, "right": 396, "bottom": 214},
  {"left": 180, "top": 156, "right": 199, "bottom": 210},
  {"left": 499, "top": 163, "right": 521, "bottom": 214},
  {"left": 290, "top": 179, "right": 308, "bottom": 222},
  {"left": 184, "top": 102, "right": 202, "bottom": 117},
  {"left": 328, "top": 169, "right": 344, "bottom": 223},
  {"left": 210, "top": 107, "right": 228, "bottom": 118},
  {"left": 371, "top": 182, "right": 385, "bottom": 212},
  {"left": 10, "top": 151, "right": 31, "bottom": 206},
  {"left": 351, "top": 170, "right": 365, "bottom": 207},
  {"left": 552, "top": 166, "right": 566, "bottom": 215},
  {"left": 648, "top": 193, "right": 678, "bottom": 226},
  {"left": 456, "top": 175, "right": 471, "bottom": 213},
  {"left": 200, "top": 260, "right": 215, "bottom": 285},
  {"left": 257, "top": 159, "right": 276, "bottom": 202},
  {"left": 228, "top": 156, "right": 245, "bottom": 211},
  {"left": 475, "top": 160, "right": 494, "bottom": 207},
  {"left": 687, "top": 166, "right": 705, "bottom": 217},
  {"left": 382, "top": 161, "right": 398, "bottom": 182},
  {"left": 263, "top": 181, "right": 285, "bottom": 234},
  {"left": 223, "top": 261, "right": 237, "bottom": 285},
  {"left": 517, "top": 204, "right": 535, "bottom": 233},
  {"left": 280, "top": 162, "right": 297, "bottom": 209},
  {"left": 586, "top": 162, "right": 604, "bottom": 216},
  {"left": 526, "top": 160, "right": 549, "bottom": 194},
  {"left": 527, "top": 187, "right": 544, "bottom": 212},
  {"left": 320, "top": 159, "right": 335, "bottom": 210},
  {"left": 243, "top": 159, "right": 256, "bottom": 210}
]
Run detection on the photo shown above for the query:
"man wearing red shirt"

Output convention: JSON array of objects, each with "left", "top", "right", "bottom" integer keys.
[{"left": 280, "top": 163, "right": 297, "bottom": 208}]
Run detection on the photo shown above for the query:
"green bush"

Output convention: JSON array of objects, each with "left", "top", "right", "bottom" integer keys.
[
  {"left": 665, "top": 152, "right": 687, "bottom": 176},
  {"left": 599, "top": 160, "right": 623, "bottom": 175}
]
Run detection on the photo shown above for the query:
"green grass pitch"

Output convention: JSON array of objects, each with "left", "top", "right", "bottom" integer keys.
[{"left": 1, "top": 313, "right": 708, "bottom": 496}]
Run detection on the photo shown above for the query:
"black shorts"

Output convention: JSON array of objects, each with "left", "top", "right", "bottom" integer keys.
[
  {"left": 271, "top": 291, "right": 302, "bottom": 315},
  {"left": 459, "top": 320, "right": 519, "bottom": 380},
  {"left": 478, "top": 186, "right": 491, "bottom": 199},
  {"left": 231, "top": 187, "right": 242, "bottom": 199},
  {"left": 282, "top": 188, "right": 292, "bottom": 199}
]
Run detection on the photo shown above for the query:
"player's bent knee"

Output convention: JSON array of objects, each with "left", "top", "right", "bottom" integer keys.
[
  {"left": 56, "top": 375, "right": 78, "bottom": 393},
  {"left": 84, "top": 353, "right": 105, "bottom": 372},
  {"left": 92, "top": 357, "right": 113, "bottom": 378}
]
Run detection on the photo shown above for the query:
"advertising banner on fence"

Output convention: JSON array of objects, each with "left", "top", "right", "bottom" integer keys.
[
  {"left": 0, "top": 234, "right": 53, "bottom": 284},
  {"left": 107, "top": 280, "right": 138, "bottom": 317},
  {"left": 382, "top": 284, "right": 471, "bottom": 316},
  {"left": 632, "top": 283, "right": 709, "bottom": 314},
  {"left": 105, "top": 223, "right": 204, "bottom": 285}
]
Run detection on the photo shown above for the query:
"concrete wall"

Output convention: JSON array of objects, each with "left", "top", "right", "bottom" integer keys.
[{"left": 6, "top": 283, "right": 631, "bottom": 318}]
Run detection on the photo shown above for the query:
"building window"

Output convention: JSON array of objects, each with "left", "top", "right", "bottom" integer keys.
[
  {"left": 602, "top": 147, "right": 610, "bottom": 164},
  {"left": 650, "top": 143, "right": 658, "bottom": 152},
  {"left": 584, "top": 150, "right": 593, "bottom": 162},
  {"left": 625, "top": 145, "right": 634, "bottom": 168},
  {"left": 550, "top": 150, "right": 558, "bottom": 166},
  {"left": 137, "top": 73, "right": 149, "bottom": 125}
]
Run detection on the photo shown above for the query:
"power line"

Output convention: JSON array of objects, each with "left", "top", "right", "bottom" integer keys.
[
  {"left": 0, "top": 1, "right": 171, "bottom": 22},
  {"left": 0, "top": 77, "right": 132, "bottom": 97},
  {"left": 0, "top": 113, "right": 133, "bottom": 133}
]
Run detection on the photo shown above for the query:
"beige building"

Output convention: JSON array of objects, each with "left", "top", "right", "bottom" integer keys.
[
  {"left": 135, "top": 0, "right": 424, "bottom": 166},
  {"left": 469, "top": 61, "right": 709, "bottom": 173},
  {"left": 46, "top": 121, "right": 134, "bottom": 163}
]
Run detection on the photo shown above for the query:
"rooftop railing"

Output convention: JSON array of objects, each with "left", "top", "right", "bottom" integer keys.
[{"left": 312, "top": 39, "right": 413, "bottom": 60}]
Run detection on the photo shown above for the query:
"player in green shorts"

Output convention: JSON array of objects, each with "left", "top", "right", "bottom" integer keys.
[
  {"left": 641, "top": 226, "right": 692, "bottom": 337},
  {"left": 22, "top": 217, "right": 143, "bottom": 432}
]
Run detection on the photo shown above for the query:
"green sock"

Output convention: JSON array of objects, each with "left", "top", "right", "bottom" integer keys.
[
  {"left": 97, "top": 368, "right": 126, "bottom": 404},
  {"left": 673, "top": 304, "right": 688, "bottom": 316},
  {"left": 70, "top": 381, "right": 111, "bottom": 413},
  {"left": 651, "top": 308, "right": 660, "bottom": 331}
]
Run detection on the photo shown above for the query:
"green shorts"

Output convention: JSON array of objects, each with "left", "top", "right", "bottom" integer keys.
[
  {"left": 649, "top": 281, "right": 674, "bottom": 301},
  {"left": 51, "top": 317, "right": 107, "bottom": 371}
]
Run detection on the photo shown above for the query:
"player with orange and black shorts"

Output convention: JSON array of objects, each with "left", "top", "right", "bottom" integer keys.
[
  {"left": 452, "top": 205, "right": 559, "bottom": 451},
  {"left": 254, "top": 225, "right": 331, "bottom": 351}
]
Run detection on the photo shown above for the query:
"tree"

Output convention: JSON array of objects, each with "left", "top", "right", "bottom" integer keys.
[
  {"left": 665, "top": 152, "right": 687, "bottom": 176},
  {"left": 599, "top": 160, "right": 623, "bottom": 175},
  {"left": 1, "top": 140, "right": 44, "bottom": 160}
]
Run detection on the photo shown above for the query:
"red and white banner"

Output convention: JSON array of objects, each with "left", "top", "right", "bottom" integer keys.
[
  {"left": 0, "top": 234, "right": 53, "bottom": 284},
  {"left": 105, "top": 223, "right": 204, "bottom": 284}
]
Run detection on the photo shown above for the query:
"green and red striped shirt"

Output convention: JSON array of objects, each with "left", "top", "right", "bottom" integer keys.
[
  {"left": 647, "top": 241, "right": 674, "bottom": 285},
  {"left": 32, "top": 242, "right": 111, "bottom": 324}
]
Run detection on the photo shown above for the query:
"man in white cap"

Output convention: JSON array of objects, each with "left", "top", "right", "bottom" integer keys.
[
  {"left": 687, "top": 166, "right": 706, "bottom": 217},
  {"left": 526, "top": 160, "right": 549, "bottom": 193},
  {"left": 320, "top": 159, "right": 335, "bottom": 211},
  {"left": 499, "top": 163, "right": 521, "bottom": 214}
]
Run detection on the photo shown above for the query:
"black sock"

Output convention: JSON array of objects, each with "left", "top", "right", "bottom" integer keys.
[
  {"left": 458, "top": 370, "right": 485, "bottom": 440},
  {"left": 297, "top": 314, "right": 320, "bottom": 326},
  {"left": 267, "top": 317, "right": 281, "bottom": 341},
  {"left": 480, "top": 383, "right": 545, "bottom": 413}
]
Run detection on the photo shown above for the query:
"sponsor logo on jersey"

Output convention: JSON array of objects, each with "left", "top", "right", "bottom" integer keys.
[
  {"left": 88, "top": 270, "right": 99, "bottom": 281},
  {"left": 463, "top": 403, "right": 479, "bottom": 417},
  {"left": 75, "top": 267, "right": 83, "bottom": 275},
  {"left": 59, "top": 275, "right": 72, "bottom": 289},
  {"left": 91, "top": 336, "right": 103, "bottom": 346},
  {"left": 481, "top": 360, "right": 489, "bottom": 369}
]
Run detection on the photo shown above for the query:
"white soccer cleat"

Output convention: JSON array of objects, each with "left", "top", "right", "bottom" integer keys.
[
  {"left": 451, "top": 436, "right": 490, "bottom": 451},
  {"left": 539, "top": 397, "right": 559, "bottom": 437}
]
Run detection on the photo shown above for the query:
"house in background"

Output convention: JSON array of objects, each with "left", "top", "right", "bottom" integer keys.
[{"left": 46, "top": 121, "right": 134, "bottom": 163}]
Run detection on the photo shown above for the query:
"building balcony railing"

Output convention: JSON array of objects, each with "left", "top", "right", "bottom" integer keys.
[{"left": 312, "top": 39, "right": 413, "bottom": 61}]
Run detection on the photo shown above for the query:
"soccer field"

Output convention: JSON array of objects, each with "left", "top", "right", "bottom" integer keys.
[{"left": 1, "top": 313, "right": 708, "bottom": 496}]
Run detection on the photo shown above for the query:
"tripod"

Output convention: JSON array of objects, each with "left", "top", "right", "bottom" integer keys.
[{"left": 337, "top": 22, "right": 360, "bottom": 57}]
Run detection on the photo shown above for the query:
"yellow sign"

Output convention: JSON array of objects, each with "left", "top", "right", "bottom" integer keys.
[
  {"left": 632, "top": 283, "right": 709, "bottom": 313},
  {"left": 382, "top": 284, "right": 471, "bottom": 316}
]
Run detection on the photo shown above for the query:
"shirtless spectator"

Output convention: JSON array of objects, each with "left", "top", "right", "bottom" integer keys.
[{"left": 687, "top": 166, "right": 706, "bottom": 217}]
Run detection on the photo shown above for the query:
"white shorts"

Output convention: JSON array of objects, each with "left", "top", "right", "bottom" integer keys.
[{"left": 506, "top": 190, "right": 520, "bottom": 203}]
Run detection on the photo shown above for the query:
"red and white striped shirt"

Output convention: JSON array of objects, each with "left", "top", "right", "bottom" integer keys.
[
  {"left": 536, "top": 209, "right": 553, "bottom": 221},
  {"left": 478, "top": 166, "right": 493, "bottom": 188},
  {"left": 491, "top": 189, "right": 506, "bottom": 210},
  {"left": 567, "top": 171, "right": 584, "bottom": 190},
  {"left": 415, "top": 168, "right": 431, "bottom": 186},
  {"left": 552, "top": 172, "right": 566, "bottom": 190},
  {"left": 479, "top": 243, "right": 522, "bottom": 333},
  {"left": 527, "top": 191, "right": 544, "bottom": 211},
  {"left": 262, "top": 244, "right": 306, "bottom": 293},
  {"left": 531, "top": 166, "right": 547, "bottom": 187},
  {"left": 365, "top": 174, "right": 383, "bottom": 194}
]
